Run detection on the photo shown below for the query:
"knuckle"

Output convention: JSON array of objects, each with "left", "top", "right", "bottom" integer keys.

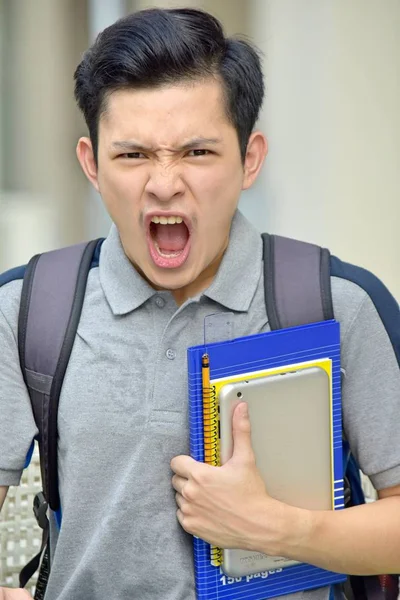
[
  {"left": 176, "top": 493, "right": 190, "bottom": 514},
  {"left": 182, "top": 482, "right": 197, "bottom": 502},
  {"left": 181, "top": 499, "right": 192, "bottom": 516},
  {"left": 180, "top": 514, "right": 194, "bottom": 534},
  {"left": 193, "top": 466, "right": 209, "bottom": 486}
]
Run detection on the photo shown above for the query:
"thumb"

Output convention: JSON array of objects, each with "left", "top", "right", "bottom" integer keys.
[
  {"left": 230, "top": 402, "right": 255, "bottom": 464},
  {"left": 0, "top": 588, "right": 33, "bottom": 599}
]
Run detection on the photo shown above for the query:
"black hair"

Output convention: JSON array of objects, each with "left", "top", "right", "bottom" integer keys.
[{"left": 74, "top": 8, "right": 264, "bottom": 162}]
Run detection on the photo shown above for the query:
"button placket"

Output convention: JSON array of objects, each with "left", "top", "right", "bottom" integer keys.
[
  {"left": 149, "top": 307, "right": 191, "bottom": 425},
  {"left": 155, "top": 296, "right": 165, "bottom": 308}
]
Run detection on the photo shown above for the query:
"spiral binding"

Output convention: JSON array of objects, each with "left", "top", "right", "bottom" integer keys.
[
  {"left": 202, "top": 386, "right": 219, "bottom": 466},
  {"left": 203, "top": 382, "right": 223, "bottom": 566},
  {"left": 202, "top": 355, "right": 223, "bottom": 567},
  {"left": 210, "top": 546, "right": 223, "bottom": 566}
]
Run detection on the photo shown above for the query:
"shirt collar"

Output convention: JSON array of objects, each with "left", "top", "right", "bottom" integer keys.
[
  {"left": 99, "top": 210, "right": 262, "bottom": 316},
  {"left": 203, "top": 210, "right": 262, "bottom": 312},
  {"left": 99, "top": 225, "right": 156, "bottom": 315}
]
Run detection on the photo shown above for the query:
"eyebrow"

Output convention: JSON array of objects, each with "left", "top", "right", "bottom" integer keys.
[{"left": 111, "top": 137, "right": 222, "bottom": 153}]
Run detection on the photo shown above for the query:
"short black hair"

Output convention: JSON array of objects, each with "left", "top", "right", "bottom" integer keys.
[{"left": 74, "top": 8, "right": 264, "bottom": 162}]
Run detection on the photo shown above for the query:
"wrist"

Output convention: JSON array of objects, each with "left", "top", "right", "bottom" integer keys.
[
  {"left": 281, "top": 504, "right": 315, "bottom": 560},
  {"left": 258, "top": 499, "right": 315, "bottom": 559}
]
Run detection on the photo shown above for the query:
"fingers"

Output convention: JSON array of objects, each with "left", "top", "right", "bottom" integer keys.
[
  {"left": 174, "top": 494, "right": 193, "bottom": 534},
  {"left": 231, "top": 402, "right": 256, "bottom": 464},
  {"left": 175, "top": 492, "right": 183, "bottom": 508},
  {"left": 0, "top": 588, "right": 33, "bottom": 599},
  {"left": 170, "top": 454, "right": 197, "bottom": 477},
  {"left": 171, "top": 474, "right": 186, "bottom": 494}
]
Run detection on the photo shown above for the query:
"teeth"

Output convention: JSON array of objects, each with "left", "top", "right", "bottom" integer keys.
[{"left": 151, "top": 216, "right": 183, "bottom": 225}]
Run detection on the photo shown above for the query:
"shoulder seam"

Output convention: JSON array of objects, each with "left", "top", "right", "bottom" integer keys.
[
  {"left": 341, "top": 293, "right": 369, "bottom": 347},
  {"left": 0, "top": 266, "right": 26, "bottom": 289},
  {"left": 331, "top": 275, "right": 370, "bottom": 340},
  {"left": 330, "top": 255, "right": 399, "bottom": 366}
]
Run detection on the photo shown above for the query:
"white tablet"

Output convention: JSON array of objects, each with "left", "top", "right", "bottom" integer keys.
[{"left": 218, "top": 366, "right": 332, "bottom": 577}]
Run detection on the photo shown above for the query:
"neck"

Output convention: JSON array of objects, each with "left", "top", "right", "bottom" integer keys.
[
  {"left": 171, "top": 262, "right": 219, "bottom": 305},
  {"left": 172, "top": 241, "right": 228, "bottom": 305},
  {"left": 135, "top": 239, "right": 228, "bottom": 306}
]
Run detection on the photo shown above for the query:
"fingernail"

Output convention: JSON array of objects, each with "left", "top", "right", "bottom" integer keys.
[{"left": 240, "top": 402, "right": 248, "bottom": 418}]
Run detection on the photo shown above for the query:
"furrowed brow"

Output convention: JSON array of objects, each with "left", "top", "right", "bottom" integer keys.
[
  {"left": 111, "top": 137, "right": 222, "bottom": 154},
  {"left": 111, "top": 141, "right": 155, "bottom": 153},
  {"left": 178, "top": 138, "right": 222, "bottom": 152}
]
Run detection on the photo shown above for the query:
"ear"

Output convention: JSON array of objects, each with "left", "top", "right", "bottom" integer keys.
[
  {"left": 76, "top": 137, "right": 100, "bottom": 192},
  {"left": 242, "top": 131, "right": 268, "bottom": 190}
]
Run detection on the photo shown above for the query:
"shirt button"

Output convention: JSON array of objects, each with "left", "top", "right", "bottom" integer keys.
[
  {"left": 155, "top": 296, "right": 165, "bottom": 308},
  {"left": 166, "top": 348, "right": 176, "bottom": 360}
]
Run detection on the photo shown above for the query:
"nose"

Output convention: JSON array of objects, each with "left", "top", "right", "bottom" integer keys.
[{"left": 144, "top": 163, "right": 186, "bottom": 203}]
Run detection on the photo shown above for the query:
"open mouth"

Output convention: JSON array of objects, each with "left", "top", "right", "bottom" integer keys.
[{"left": 147, "top": 215, "right": 191, "bottom": 269}]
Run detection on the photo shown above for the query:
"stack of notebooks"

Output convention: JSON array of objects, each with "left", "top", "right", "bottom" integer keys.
[{"left": 187, "top": 320, "right": 346, "bottom": 600}]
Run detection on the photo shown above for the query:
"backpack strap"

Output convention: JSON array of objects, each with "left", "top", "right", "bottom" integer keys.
[
  {"left": 18, "top": 239, "right": 100, "bottom": 510},
  {"left": 262, "top": 233, "right": 334, "bottom": 329},
  {"left": 17, "top": 239, "right": 100, "bottom": 590},
  {"left": 262, "top": 233, "right": 399, "bottom": 600}
]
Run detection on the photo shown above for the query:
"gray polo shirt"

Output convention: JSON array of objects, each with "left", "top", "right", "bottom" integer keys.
[{"left": 0, "top": 211, "right": 399, "bottom": 600}]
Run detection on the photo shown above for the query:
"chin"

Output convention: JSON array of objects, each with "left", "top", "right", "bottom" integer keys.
[
  {"left": 150, "top": 274, "right": 193, "bottom": 292},
  {"left": 146, "top": 266, "right": 197, "bottom": 292}
]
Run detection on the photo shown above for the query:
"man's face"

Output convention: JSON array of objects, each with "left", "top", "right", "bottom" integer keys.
[{"left": 79, "top": 79, "right": 266, "bottom": 299}]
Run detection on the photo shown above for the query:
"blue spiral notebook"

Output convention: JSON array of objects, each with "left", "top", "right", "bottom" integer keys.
[{"left": 187, "top": 319, "right": 346, "bottom": 600}]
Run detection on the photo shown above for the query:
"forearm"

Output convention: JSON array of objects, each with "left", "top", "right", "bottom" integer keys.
[{"left": 271, "top": 497, "right": 400, "bottom": 575}]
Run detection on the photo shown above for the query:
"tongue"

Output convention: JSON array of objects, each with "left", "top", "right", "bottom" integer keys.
[{"left": 152, "top": 223, "right": 189, "bottom": 252}]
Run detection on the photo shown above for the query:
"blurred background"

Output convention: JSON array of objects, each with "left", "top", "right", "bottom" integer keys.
[
  {"left": 0, "top": 0, "right": 398, "bottom": 590},
  {"left": 0, "top": 0, "right": 399, "bottom": 297}
]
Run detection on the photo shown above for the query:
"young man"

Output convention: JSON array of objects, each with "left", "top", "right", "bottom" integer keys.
[{"left": 0, "top": 8, "right": 399, "bottom": 600}]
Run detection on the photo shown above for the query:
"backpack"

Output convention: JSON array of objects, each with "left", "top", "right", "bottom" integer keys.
[{"left": 9, "top": 234, "right": 398, "bottom": 600}]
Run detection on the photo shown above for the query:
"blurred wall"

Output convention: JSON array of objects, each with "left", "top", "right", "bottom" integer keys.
[
  {"left": 131, "top": 0, "right": 247, "bottom": 35},
  {"left": 251, "top": 0, "right": 399, "bottom": 298},
  {"left": 0, "top": 0, "right": 88, "bottom": 268},
  {"left": 0, "top": 1, "right": 4, "bottom": 191}
]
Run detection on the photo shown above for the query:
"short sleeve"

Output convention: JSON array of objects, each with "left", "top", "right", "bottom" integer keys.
[
  {"left": 339, "top": 287, "right": 400, "bottom": 490},
  {"left": 0, "top": 280, "right": 38, "bottom": 486}
]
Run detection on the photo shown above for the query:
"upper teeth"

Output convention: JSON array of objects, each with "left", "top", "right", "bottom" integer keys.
[{"left": 151, "top": 216, "right": 183, "bottom": 225}]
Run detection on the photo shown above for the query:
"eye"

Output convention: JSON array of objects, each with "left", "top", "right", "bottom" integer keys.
[
  {"left": 119, "top": 152, "right": 146, "bottom": 159},
  {"left": 187, "top": 149, "right": 210, "bottom": 157}
]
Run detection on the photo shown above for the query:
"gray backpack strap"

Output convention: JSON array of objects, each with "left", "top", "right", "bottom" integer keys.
[
  {"left": 262, "top": 234, "right": 399, "bottom": 600},
  {"left": 262, "top": 233, "right": 334, "bottom": 330},
  {"left": 17, "top": 238, "right": 102, "bottom": 592},
  {"left": 18, "top": 239, "right": 100, "bottom": 512}
]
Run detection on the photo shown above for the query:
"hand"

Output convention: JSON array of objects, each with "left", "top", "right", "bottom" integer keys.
[
  {"left": 171, "top": 402, "right": 291, "bottom": 555},
  {"left": 0, "top": 588, "right": 33, "bottom": 599}
]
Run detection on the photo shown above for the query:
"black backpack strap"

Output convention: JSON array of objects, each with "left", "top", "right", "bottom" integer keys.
[
  {"left": 19, "top": 517, "right": 49, "bottom": 592},
  {"left": 262, "top": 233, "right": 334, "bottom": 329},
  {"left": 17, "top": 239, "right": 100, "bottom": 590}
]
